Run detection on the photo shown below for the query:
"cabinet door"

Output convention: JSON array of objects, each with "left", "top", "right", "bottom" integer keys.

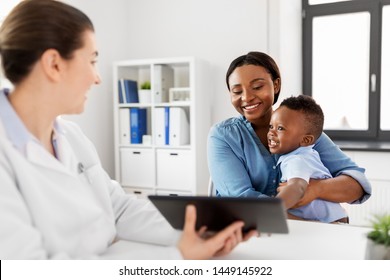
[
  {"left": 120, "top": 148, "right": 155, "bottom": 188},
  {"left": 156, "top": 190, "right": 192, "bottom": 196},
  {"left": 123, "top": 187, "right": 155, "bottom": 199},
  {"left": 156, "top": 149, "right": 193, "bottom": 191}
]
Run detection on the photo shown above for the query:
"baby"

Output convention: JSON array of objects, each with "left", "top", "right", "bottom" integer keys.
[{"left": 268, "top": 95, "right": 348, "bottom": 223}]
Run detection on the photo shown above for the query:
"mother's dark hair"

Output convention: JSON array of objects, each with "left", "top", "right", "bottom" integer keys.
[
  {"left": 225, "top": 51, "right": 281, "bottom": 104},
  {"left": 0, "top": 0, "right": 94, "bottom": 85}
]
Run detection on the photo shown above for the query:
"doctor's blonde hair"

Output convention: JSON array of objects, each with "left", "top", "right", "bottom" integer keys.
[{"left": 0, "top": 0, "right": 94, "bottom": 85}]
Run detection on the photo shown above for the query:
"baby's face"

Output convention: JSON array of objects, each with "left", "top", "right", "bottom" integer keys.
[{"left": 267, "top": 106, "right": 308, "bottom": 155}]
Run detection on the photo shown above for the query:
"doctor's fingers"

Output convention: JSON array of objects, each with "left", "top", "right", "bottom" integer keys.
[
  {"left": 207, "top": 221, "right": 244, "bottom": 253},
  {"left": 212, "top": 226, "right": 244, "bottom": 257},
  {"left": 243, "top": 229, "right": 260, "bottom": 241},
  {"left": 183, "top": 204, "right": 197, "bottom": 233}
]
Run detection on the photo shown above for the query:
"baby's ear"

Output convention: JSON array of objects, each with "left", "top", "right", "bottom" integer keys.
[{"left": 301, "top": 135, "right": 315, "bottom": 146}]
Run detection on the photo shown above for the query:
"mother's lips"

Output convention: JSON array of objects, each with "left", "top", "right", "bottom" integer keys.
[{"left": 242, "top": 103, "right": 260, "bottom": 110}]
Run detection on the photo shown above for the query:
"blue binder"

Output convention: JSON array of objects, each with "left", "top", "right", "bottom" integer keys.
[
  {"left": 164, "top": 107, "right": 170, "bottom": 145},
  {"left": 118, "top": 80, "right": 124, "bottom": 103},
  {"left": 124, "top": 79, "right": 139, "bottom": 103},
  {"left": 130, "top": 108, "right": 147, "bottom": 144}
]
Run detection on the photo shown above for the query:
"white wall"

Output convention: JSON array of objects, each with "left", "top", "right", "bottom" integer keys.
[
  {"left": 122, "top": 0, "right": 270, "bottom": 123},
  {"left": 64, "top": 0, "right": 129, "bottom": 176},
  {"left": 61, "top": 0, "right": 302, "bottom": 177},
  {"left": 269, "top": 0, "right": 302, "bottom": 106}
]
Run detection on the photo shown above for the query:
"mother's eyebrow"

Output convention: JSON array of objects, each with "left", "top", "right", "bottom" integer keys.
[{"left": 250, "top": 78, "right": 266, "bottom": 83}]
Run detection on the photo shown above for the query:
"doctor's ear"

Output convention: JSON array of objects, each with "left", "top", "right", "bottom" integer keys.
[
  {"left": 40, "top": 49, "right": 63, "bottom": 82},
  {"left": 301, "top": 135, "right": 315, "bottom": 146}
]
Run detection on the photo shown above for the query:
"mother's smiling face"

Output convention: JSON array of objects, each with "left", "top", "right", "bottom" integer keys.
[{"left": 228, "top": 64, "right": 280, "bottom": 124}]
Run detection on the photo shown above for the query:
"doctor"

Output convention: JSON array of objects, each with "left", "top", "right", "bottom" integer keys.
[{"left": 0, "top": 0, "right": 257, "bottom": 259}]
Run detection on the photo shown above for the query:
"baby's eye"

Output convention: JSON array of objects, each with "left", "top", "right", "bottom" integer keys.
[{"left": 277, "top": 126, "right": 284, "bottom": 131}]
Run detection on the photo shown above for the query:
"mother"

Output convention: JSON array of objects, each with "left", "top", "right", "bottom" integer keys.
[{"left": 207, "top": 51, "right": 371, "bottom": 208}]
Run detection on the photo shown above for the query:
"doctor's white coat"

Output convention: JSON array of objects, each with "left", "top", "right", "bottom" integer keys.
[{"left": 0, "top": 117, "right": 181, "bottom": 259}]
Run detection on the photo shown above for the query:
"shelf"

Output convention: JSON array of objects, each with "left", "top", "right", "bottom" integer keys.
[
  {"left": 113, "top": 57, "right": 210, "bottom": 196},
  {"left": 154, "top": 102, "right": 191, "bottom": 107}
]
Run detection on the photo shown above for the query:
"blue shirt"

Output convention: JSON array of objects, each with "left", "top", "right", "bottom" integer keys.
[
  {"left": 278, "top": 146, "right": 347, "bottom": 222},
  {"left": 278, "top": 145, "right": 331, "bottom": 183},
  {"left": 207, "top": 115, "right": 371, "bottom": 203},
  {"left": 0, "top": 89, "right": 33, "bottom": 155},
  {"left": 0, "top": 89, "right": 61, "bottom": 159}
]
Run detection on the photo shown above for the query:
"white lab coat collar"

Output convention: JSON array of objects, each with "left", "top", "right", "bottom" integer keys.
[
  {"left": 0, "top": 90, "right": 80, "bottom": 177},
  {"left": 24, "top": 129, "right": 80, "bottom": 177}
]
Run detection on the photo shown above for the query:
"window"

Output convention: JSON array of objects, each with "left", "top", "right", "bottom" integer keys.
[
  {"left": 303, "top": 0, "right": 390, "bottom": 141},
  {"left": 381, "top": 5, "right": 390, "bottom": 130}
]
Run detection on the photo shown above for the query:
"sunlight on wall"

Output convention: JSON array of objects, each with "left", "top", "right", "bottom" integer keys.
[{"left": 0, "top": 0, "right": 20, "bottom": 20}]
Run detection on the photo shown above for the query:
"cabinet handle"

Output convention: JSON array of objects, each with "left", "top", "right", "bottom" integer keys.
[
  {"left": 169, "top": 153, "right": 178, "bottom": 156},
  {"left": 371, "top": 73, "right": 376, "bottom": 93},
  {"left": 133, "top": 151, "right": 141, "bottom": 155}
]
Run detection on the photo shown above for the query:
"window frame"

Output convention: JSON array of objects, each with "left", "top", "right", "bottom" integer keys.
[{"left": 303, "top": 0, "right": 390, "bottom": 141}]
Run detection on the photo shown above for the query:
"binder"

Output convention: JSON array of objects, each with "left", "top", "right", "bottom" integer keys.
[
  {"left": 153, "top": 65, "right": 173, "bottom": 103},
  {"left": 154, "top": 107, "right": 171, "bottom": 145},
  {"left": 130, "top": 108, "right": 147, "bottom": 144},
  {"left": 118, "top": 80, "right": 126, "bottom": 103},
  {"left": 154, "top": 107, "right": 166, "bottom": 146},
  {"left": 123, "top": 79, "right": 139, "bottom": 103},
  {"left": 119, "top": 108, "right": 130, "bottom": 144},
  {"left": 169, "top": 107, "right": 189, "bottom": 146},
  {"left": 164, "top": 107, "right": 170, "bottom": 145}
]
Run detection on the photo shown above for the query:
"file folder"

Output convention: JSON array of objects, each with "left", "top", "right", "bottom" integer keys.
[
  {"left": 154, "top": 107, "right": 166, "bottom": 146},
  {"left": 153, "top": 65, "right": 173, "bottom": 103},
  {"left": 169, "top": 107, "right": 189, "bottom": 146},
  {"left": 119, "top": 108, "right": 130, "bottom": 144},
  {"left": 130, "top": 108, "right": 147, "bottom": 144},
  {"left": 123, "top": 79, "right": 139, "bottom": 103}
]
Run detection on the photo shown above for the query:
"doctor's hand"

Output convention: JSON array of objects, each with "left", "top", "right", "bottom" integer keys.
[{"left": 177, "top": 205, "right": 259, "bottom": 259}]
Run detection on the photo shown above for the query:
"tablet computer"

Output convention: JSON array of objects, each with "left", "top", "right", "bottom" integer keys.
[{"left": 148, "top": 195, "right": 288, "bottom": 234}]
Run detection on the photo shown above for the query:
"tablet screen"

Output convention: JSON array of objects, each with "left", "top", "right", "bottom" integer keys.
[{"left": 148, "top": 195, "right": 288, "bottom": 234}]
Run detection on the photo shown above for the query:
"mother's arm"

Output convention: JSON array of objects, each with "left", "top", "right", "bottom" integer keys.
[
  {"left": 294, "top": 133, "right": 371, "bottom": 207},
  {"left": 207, "top": 126, "right": 269, "bottom": 198}
]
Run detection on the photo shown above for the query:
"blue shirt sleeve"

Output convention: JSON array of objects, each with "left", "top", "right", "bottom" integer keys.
[
  {"left": 313, "top": 133, "right": 372, "bottom": 203},
  {"left": 207, "top": 118, "right": 278, "bottom": 198}
]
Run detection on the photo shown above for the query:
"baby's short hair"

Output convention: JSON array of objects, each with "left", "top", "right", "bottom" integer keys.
[{"left": 280, "top": 95, "right": 324, "bottom": 140}]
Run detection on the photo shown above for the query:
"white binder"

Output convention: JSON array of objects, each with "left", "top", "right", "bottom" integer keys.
[
  {"left": 169, "top": 107, "right": 189, "bottom": 146},
  {"left": 119, "top": 108, "right": 130, "bottom": 144},
  {"left": 153, "top": 65, "right": 173, "bottom": 103},
  {"left": 154, "top": 107, "right": 166, "bottom": 146}
]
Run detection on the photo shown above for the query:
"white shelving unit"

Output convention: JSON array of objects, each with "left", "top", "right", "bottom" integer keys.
[{"left": 113, "top": 57, "right": 211, "bottom": 197}]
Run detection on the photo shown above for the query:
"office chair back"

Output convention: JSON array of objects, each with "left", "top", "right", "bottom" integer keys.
[{"left": 208, "top": 178, "right": 216, "bottom": 197}]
